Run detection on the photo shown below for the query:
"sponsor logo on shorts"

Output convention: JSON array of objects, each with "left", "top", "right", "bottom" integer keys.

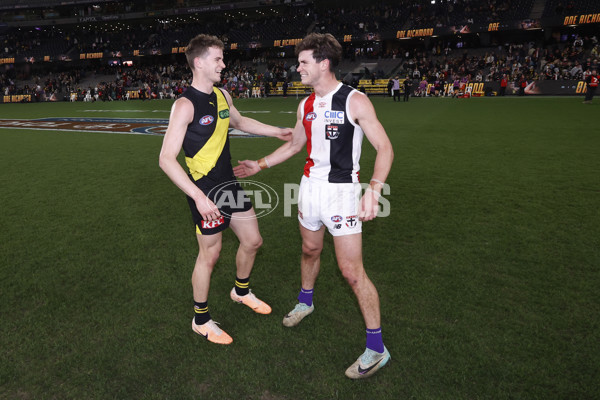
[
  {"left": 305, "top": 112, "right": 317, "bottom": 121},
  {"left": 201, "top": 216, "right": 225, "bottom": 229},
  {"left": 331, "top": 215, "right": 343, "bottom": 223},
  {"left": 200, "top": 115, "right": 214, "bottom": 125},
  {"left": 334, "top": 224, "right": 342, "bottom": 229},
  {"left": 345, "top": 215, "right": 358, "bottom": 228},
  {"left": 326, "top": 125, "right": 340, "bottom": 140}
]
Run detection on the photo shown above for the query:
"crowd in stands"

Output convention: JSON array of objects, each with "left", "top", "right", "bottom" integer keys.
[
  {"left": 402, "top": 0, "right": 534, "bottom": 29},
  {"left": 543, "top": 0, "right": 600, "bottom": 17},
  {"left": 2, "top": 69, "right": 82, "bottom": 99},
  {"left": 2, "top": 0, "right": 600, "bottom": 101},
  {"left": 395, "top": 37, "right": 599, "bottom": 97},
  {"left": 0, "top": 55, "right": 299, "bottom": 102},
  {"left": 401, "top": 34, "right": 599, "bottom": 85},
  {"left": 1, "top": 3, "right": 316, "bottom": 59},
  {"left": 4, "top": 33, "right": 598, "bottom": 102},
  {"left": 0, "top": 0, "right": 572, "bottom": 61}
]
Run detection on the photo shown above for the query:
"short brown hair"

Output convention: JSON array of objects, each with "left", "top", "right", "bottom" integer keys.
[
  {"left": 295, "top": 33, "right": 342, "bottom": 72},
  {"left": 185, "top": 34, "right": 224, "bottom": 69}
]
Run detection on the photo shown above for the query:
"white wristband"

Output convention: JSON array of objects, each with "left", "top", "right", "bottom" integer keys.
[{"left": 370, "top": 178, "right": 385, "bottom": 186}]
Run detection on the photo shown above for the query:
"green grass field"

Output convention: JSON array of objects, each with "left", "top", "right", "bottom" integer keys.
[{"left": 1, "top": 96, "right": 598, "bottom": 399}]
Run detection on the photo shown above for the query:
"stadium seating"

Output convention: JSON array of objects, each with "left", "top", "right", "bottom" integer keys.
[
  {"left": 1, "top": 0, "right": 599, "bottom": 101},
  {"left": 543, "top": 0, "right": 600, "bottom": 17}
]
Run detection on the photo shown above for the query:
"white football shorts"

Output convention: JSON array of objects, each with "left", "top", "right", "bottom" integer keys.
[{"left": 297, "top": 175, "right": 362, "bottom": 236}]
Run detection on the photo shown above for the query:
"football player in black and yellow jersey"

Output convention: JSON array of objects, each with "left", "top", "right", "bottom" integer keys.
[{"left": 159, "top": 34, "right": 292, "bottom": 345}]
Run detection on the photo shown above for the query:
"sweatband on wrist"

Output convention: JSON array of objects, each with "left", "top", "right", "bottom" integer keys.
[{"left": 258, "top": 157, "right": 269, "bottom": 170}]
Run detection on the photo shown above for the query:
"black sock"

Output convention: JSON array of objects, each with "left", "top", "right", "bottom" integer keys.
[
  {"left": 194, "top": 301, "right": 210, "bottom": 325},
  {"left": 234, "top": 276, "right": 250, "bottom": 296}
]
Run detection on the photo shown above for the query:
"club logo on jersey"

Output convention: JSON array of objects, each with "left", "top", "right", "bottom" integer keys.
[
  {"left": 200, "top": 115, "right": 214, "bottom": 125},
  {"left": 345, "top": 215, "right": 358, "bottom": 228},
  {"left": 305, "top": 112, "right": 317, "bottom": 121},
  {"left": 324, "top": 110, "right": 345, "bottom": 124},
  {"left": 331, "top": 215, "right": 343, "bottom": 223},
  {"left": 219, "top": 109, "right": 230, "bottom": 119},
  {"left": 201, "top": 216, "right": 225, "bottom": 229},
  {"left": 326, "top": 125, "right": 340, "bottom": 140}
]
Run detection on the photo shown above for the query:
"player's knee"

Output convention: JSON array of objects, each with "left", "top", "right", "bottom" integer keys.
[
  {"left": 241, "top": 234, "right": 262, "bottom": 252},
  {"left": 302, "top": 240, "right": 323, "bottom": 258},
  {"left": 249, "top": 235, "right": 263, "bottom": 251},
  {"left": 199, "top": 245, "right": 222, "bottom": 268},
  {"left": 207, "top": 252, "right": 220, "bottom": 268},
  {"left": 339, "top": 265, "right": 365, "bottom": 288}
]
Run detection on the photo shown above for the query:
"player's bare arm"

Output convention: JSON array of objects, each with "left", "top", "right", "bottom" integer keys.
[
  {"left": 222, "top": 89, "right": 292, "bottom": 141},
  {"left": 233, "top": 103, "right": 307, "bottom": 178},
  {"left": 159, "top": 97, "right": 221, "bottom": 221},
  {"left": 350, "top": 92, "right": 394, "bottom": 221}
]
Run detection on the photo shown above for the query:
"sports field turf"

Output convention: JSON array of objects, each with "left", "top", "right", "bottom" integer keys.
[{"left": 1, "top": 95, "right": 598, "bottom": 399}]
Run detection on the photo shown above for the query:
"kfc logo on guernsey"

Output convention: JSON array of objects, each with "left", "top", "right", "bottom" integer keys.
[
  {"left": 201, "top": 216, "right": 224, "bottom": 229},
  {"left": 324, "top": 110, "right": 345, "bottom": 124},
  {"left": 200, "top": 115, "right": 214, "bottom": 125}
]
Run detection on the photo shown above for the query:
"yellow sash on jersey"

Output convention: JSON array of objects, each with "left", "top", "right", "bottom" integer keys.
[{"left": 185, "top": 88, "right": 230, "bottom": 180}]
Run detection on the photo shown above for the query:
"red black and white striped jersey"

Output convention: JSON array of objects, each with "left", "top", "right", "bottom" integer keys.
[{"left": 300, "top": 83, "right": 364, "bottom": 183}]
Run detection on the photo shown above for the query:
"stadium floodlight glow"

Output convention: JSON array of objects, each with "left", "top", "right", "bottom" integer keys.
[{"left": 431, "top": 0, "right": 435, "bottom": 3}]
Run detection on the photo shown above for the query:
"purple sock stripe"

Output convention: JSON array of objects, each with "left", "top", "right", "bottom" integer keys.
[
  {"left": 297, "top": 288, "right": 313, "bottom": 306},
  {"left": 366, "top": 327, "right": 384, "bottom": 353}
]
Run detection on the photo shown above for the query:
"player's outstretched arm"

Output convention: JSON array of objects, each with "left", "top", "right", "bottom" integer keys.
[
  {"left": 222, "top": 89, "right": 292, "bottom": 141},
  {"left": 234, "top": 103, "right": 307, "bottom": 178}
]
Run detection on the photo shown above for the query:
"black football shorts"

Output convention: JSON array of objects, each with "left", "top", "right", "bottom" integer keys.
[{"left": 186, "top": 177, "right": 252, "bottom": 235}]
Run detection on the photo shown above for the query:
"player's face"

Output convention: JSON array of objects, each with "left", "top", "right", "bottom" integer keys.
[
  {"left": 197, "top": 46, "right": 226, "bottom": 84},
  {"left": 297, "top": 50, "right": 324, "bottom": 86}
]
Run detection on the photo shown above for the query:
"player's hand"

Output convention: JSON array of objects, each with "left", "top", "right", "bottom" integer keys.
[
  {"left": 195, "top": 196, "right": 221, "bottom": 221},
  {"left": 358, "top": 189, "right": 380, "bottom": 221},
  {"left": 233, "top": 160, "right": 261, "bottom": 178},
  {"left": 277, "top": 128, "right": 293, "bottom": 141}
]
